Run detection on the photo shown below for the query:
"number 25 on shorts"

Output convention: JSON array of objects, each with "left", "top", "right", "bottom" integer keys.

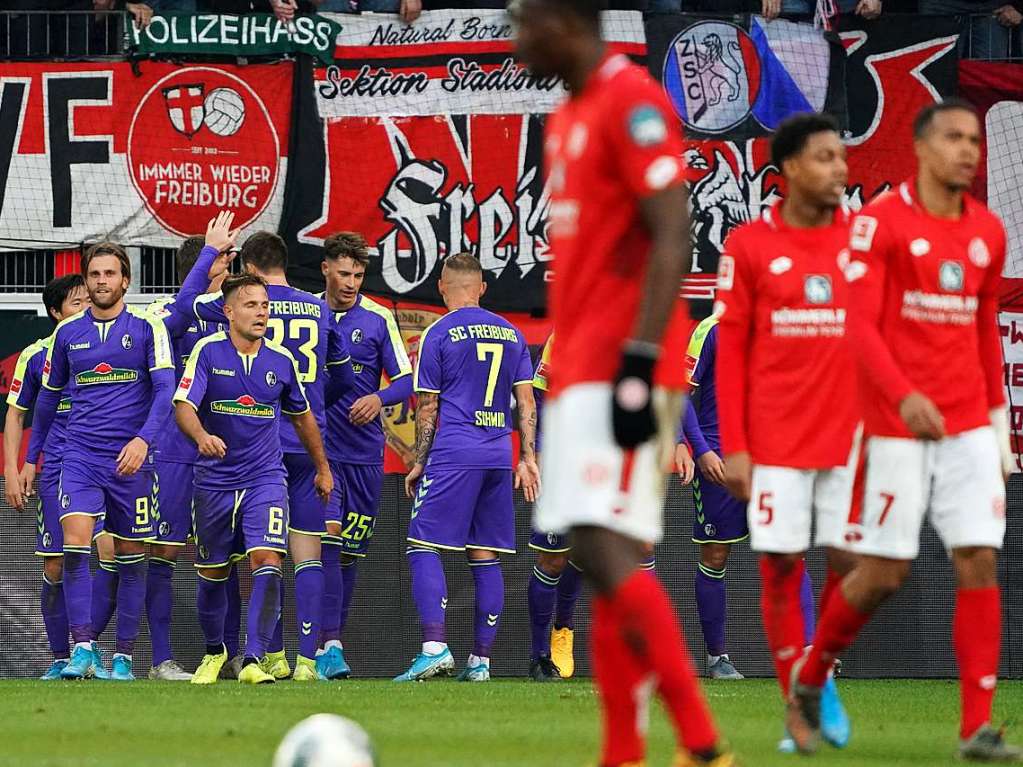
[{"left": 757, "top": 492, "right": 774, "bottom": 526}]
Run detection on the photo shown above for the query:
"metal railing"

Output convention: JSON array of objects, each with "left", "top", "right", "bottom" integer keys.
[{"left": 0, "top": 10, "right": 127, "bottom": 60}]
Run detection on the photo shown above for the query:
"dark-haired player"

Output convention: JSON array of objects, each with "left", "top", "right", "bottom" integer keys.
[
  {"left": 316, "top": 232, "right": 413, "bottom": 680},
  {"left": 29, "top": 243, "right": 175, "bottom": 681},
  {"left": 717, "top": 113, "right": 858, "bottom": 752},
  {"left": 395, "top": 253, "right": 539, "bottom": 683},
  {"left": 789, "top": 101, "right": 1019, "bottom": 762},
  {"left": 143, "top": 216, "right": 239, "bottom": 681},
  {"left": 3, "top": 274, "right": 108, "bottom": 680},
  {"left": 512, "top": 2, "right": 730, "bottom": 765},
  {"left": 182, "top": 230, "right": 352, "bottom": 682},
  {"left": 177, "top": 274, "right": 333, "bottom": 685}
]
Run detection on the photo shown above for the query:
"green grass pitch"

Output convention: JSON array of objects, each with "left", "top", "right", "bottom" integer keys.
[{"left": 2, "top": 678, "right": 1020, "bottom": 766}]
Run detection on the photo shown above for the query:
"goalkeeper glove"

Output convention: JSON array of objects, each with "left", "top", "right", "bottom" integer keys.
[{"left": 612, "top": 340, "right": 659, "bottom": 449}]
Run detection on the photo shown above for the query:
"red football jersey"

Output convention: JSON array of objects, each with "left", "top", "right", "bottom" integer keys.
[
  {"left": 845, "top": 180, "right": 1005, "bottom": 438},
  {"left": 544, "top": 53, "right": 689, "bottom": 396},
  {"left": 715, "top": 204, "right": 859, "bottom": 468}
]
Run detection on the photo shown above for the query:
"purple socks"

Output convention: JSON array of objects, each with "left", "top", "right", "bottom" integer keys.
[
  {"left": 40, "top": 574, "right": 69, "bottom": 659},
  {"left": 528, "top": 565, "right": 559, "bottom": 659},
  {"left": 90, "top": 558, "right": 118, "bottom": 640},
  {"left": 470, "top": 557, "right": 503, "bottom": 659},
  {"left": 224, "top": 566, "right": 241, "bottom": 658},
  {"left": 62, "top": 546, "right": 93, "bottom": 645},
  {"left": 408, "top": 547, "right": 447, "bottom": 644},
  {"left": 145, "top": 556, "right": 175, "bottom": 666},
  {"left": 554, "top": 561, "right": 582, "bottom": 631},
  {"left": 320, "top": 536, "right": 342, "bottom": 646},
  {"left": 799, "top": 566, "right": 815, "bottom": 645},
  {"left": 268, "top": 582, "right": 285, "bottom": 655},
  {"left": 114, "top": 553, "right": 146, "bottom": 657},
  {"left": 196, "top": 573, "right": 228, "bottom": 648},
  {"left": 247, "top": 565, "right": 282, "bottom": 659},
  {"left": 295, "top": 559, "right": 324, "bottom": 660},
  {"left": 339, "top": 560, "right": 358, "bottom": 637},
  {"left": 695, "top": 563, "right": 728, "bottom": 658}
]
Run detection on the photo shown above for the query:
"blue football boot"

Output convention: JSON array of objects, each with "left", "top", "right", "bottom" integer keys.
[
  {"left": 393, "top": 648, "right": 454, "bottom": 682},
  {"left": 456, "top": 659, "right": 490, "bottom": 682},
  {"left": 60, "top": 645, "right": 95, "bottom": 680},
  {"left": 109, "top": 654, "right": 136, "bottom": 681},
  {"left": 91, "top": 643, "right": 111, "bottom": 680},
  {"left": 316, "top": 646, "right": 351, "bottom": 680},
  {"left": 40, "top": 660, "right": 68, "bottom": 680},
  {"left": 820, "top": 675, "right": 850, "bottom": 748}
]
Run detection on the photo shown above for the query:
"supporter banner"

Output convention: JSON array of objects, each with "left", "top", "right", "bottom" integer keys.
[
  {"left": 1000, "top": 311, "right": 1023, "bottom": 471},
  {"left": 129, "top": 13, "right": 340, "bottom": 65},
  {"left": 315, "top": 10, "right": 645, "bottom": 117},
  {"left": 668, "top": 15, "right": 958, "bottom": 296},
  {"left": 0, "top": 61, "right": 292, "bottom": 249},
  {"left": 958, "top": 61, "right": 1023, "bottom": 299}
]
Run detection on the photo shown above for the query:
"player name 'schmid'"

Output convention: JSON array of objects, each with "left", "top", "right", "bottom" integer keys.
[
  {"left": 474, "top": 409, "right": 506, "bottom": 428},
  {"left": 447, "top": 324, "right": 519, "bottom": 343}
]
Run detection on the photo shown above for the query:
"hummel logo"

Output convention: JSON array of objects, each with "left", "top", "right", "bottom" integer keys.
[
  {"left": 440, "top": 598, "right": 448, "bottom": 609},
  {"left": 487, "top": 614, "right": 499, "bottom": 627},
  {"left": 301, "top": 621, "right": 313, "bottom": 636},
  {"left": 421, "top": 477, "right": 434, "bottom": 488}
]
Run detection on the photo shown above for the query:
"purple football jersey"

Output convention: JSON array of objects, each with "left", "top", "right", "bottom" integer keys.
[
  {"left": 414, "top": 306, "right": 533, "bottom": 469},
  {"left": 6, "top": 335, "right": 72, "bottom": 462},
  {"left": 324, "top": 294, "right": 412, "bottom": 465},
  {"left": 173, "top": 332, "right": 309, "bottom": 490},
  {"left": 193, "top": 285, "right": 349, "bottom": 455},
  {"left": 43, "top": 306, "right": 174, "bottom": 460}
]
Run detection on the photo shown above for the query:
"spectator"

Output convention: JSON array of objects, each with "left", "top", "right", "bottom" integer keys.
[
  {"left": 919, "top": 1, "right": 1020, "bottom": 59},
  {"left": 318, "top": 0, "right": 422, "bottom": 22},
  {"left": 762, "top": 0, "right": 882, "bottom": 20}
]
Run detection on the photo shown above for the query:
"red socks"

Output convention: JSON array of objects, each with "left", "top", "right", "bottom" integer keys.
[
  {"left": 817, "top": 567, "right": 843, "bottom": 618},
  {"left": 954, "top": 586, "right": 1001, "bottom": 740},
  {"left": 591, "top": 595, "right": 648, "bottom": 765},
  {"left": 759, "top": 556, "right": 808, "bottom": 699},
  {"left": 799, "top": 584, "right": 871, "bottom": 688},
  {"left": 592, "top": 570, "right": 719, "bottom": 761}
]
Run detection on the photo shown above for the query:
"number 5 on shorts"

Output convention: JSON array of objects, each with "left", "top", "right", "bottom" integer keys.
[
  {"left": 757, "top": 492, "right": 774, "bottom": 526},
  {"left": 268, "top": 506, "right": 285, "bottom": 536}
]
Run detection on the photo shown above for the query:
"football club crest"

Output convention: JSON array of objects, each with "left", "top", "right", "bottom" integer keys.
[
  {"left": 351, "top": 328, "right": 363, "bottom": 345},
  {"left": 805, "top": 275, "right": 832, "bottom": 305},
  {"left": 60, "top": 494, "right": 70, "bottom": 509},
  {"left": 198, "top": 545, "right": 209, "bottom": 561},
  {"left": 162, "top": 83, "right": 206, "bottom": 138},
  {"left": 704, "top": 523, "right": 717, "bottom": 537},
  {"left": 121, "top": 334, "right": 133, "bottom": 350},
  {"left": 265, "top": 371, "right": 278, "bottom": 387},
  {"left": 158, "top": 521, "right": 170, "bottom": 537},
  {"left": 939, "top": 260, "right": 964, "bottom": 292},
  {"left": 42, "top": 532, "right": 52, "bottom": 548},
  {"left": 662, "top": 21, "right": 762, "bottom": 134}
]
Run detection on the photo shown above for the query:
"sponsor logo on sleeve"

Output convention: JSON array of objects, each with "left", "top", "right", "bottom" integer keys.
[
  {"left": 969, "top": 237, "right": 991, "bottom": 268},
  {"left": 627, "top": 105, "right": 668, "bottom": 147},
  {"left": 717, "top": 255, "right": 735, "bottom": 291},
  {"left": 850, "top": 216, "right": 878, "bottom": 251}
]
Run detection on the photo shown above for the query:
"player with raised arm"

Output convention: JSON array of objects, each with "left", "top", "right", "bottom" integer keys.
[
  {"left": 788, "top": 101, "right": 1019, "bottom": 762},
  {"left": 181, "top": 231, "right": 352, "bottom": 682},
  {"left": 316, "top": 232, "right": 413, "bottom": 680},
  {"left": 3, "top": 275, "right": 107, "bottom": 680},
  {"left": 715, "top": 113, "right": 858, "bottom": 752},
  {"left": 29, "top": 243, "right": 175, "bottom": 682},
  {"left": 142, "top": 217, "right": 238, "bottom": 681},
  {"left": 394, "top": 253, "right": 539, "bottom": 683},
  {"left": 513, "top": 2, "right": 730, "bottom": 765},
  {"left": 177, "top": 274, "right": 333, "bottom": 685},
  {"left": 526, "top": 333, "right": 584, "bottom": 682}
]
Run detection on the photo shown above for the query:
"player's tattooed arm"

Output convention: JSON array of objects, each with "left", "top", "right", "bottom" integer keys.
[
  {"left": 515, "top": 383, "right": 538, "bottom": 461},
  {"left": 413, "top": 392, "right": 439, "bottom": 466}
]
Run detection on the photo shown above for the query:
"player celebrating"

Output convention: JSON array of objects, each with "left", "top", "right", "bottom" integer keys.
[
  {"left": 395, "top": 253, "right": 539, "bottom": 683},
  {"left": 716, "top": 113, "right": 857, "bottom": 750},
  {"left": 29, "top": 243, "right": 175, "bottom": 681},
  {"left": 3, "top": 274, "right": 103, "bottom": 679},
  {"left": 513, "top": 2, "right": 731, "bottom": 765},
  {"left": 183, "top": 231, "right": 352, "bottom": 682},
  {"left": 177, "top": 274, "right": 333, "bottom": 685},
  {"left": 788, "top": 101, "right": 1019, "bottom": 762},
  {"left": 317, "top": 232, "right": 413, "bottom": 680}
]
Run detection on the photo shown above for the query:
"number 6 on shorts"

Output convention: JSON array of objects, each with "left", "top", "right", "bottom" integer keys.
[{"left": 268, "top": 506, "right": 285, "bottom": 536}]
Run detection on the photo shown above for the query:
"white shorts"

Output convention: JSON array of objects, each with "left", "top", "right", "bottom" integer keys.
[
  {"left": 748, "top": 461, "right": 855, "bottom": 554},
  {"left": 534, "top": 383, "right": 681, "bottom": 544},
  {"left": 843, "top": 426, "right": 1006, "bottom": 560}
]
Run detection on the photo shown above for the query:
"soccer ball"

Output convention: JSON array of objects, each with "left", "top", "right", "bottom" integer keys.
[
  {"left": 203, "top": 87, "right": 245, "bottom": 137},
  {"left": 272, "top": 714, "right": 375, "bottom": 767}
]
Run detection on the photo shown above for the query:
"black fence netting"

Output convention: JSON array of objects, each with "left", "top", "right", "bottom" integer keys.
[{"left": 2, "top": 473, "right": 1022, "bottom": 679}]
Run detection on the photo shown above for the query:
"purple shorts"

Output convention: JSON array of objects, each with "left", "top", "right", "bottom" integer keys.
[
  {"left": 407, "top": 467, "right": 515, "bottom": 554},
  {"left": 59, "top": 454, "right": 157, "bottom": 541},
  {"left": 692, "top": 469, "right": 749, "bottom": 544},
  {"left": 327, "top": 462, "right": 384, "bottom": 557},
  {"left": 192, "top": 483, "right": 289, "bottom": 568},
  {"left": 528, "top": 529, "right": 570, "bottom": 554},
  {"left": 284, "top": 453, "right": 329, "bottom": 536},
  {"left": 152, "top": 459, "right": 193, "bottom": 546},
  {"left": 36, "top": 466, "right": 103, "bottom": 555}
]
